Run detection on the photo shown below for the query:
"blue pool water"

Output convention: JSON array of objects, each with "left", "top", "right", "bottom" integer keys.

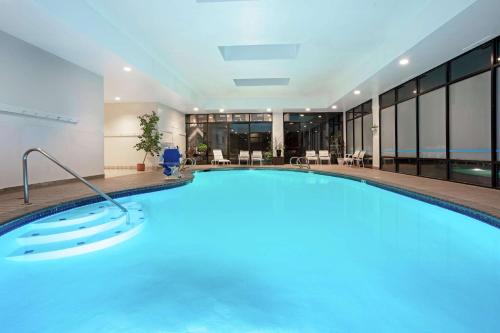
[{"left": 1, "top": 170, "right": 499, "bottom": 332}]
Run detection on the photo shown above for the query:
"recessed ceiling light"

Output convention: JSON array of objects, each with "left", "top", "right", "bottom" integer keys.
[
  {"left": 193, "top": 107, "right": 199, "bottom": 111},
  {"left": 123, "top": 66, "right": 132, "bottom": 72},
  {"left": 354, "top": 90, "right": 361, "bottom": 95},
  {"left": 114, "top": 97, "right": 121, "bottom": 101},
  {"left": 266, "top": 108, "right": 272, "bottom": 112},
  {"left": 399, "top": 58, "right": 409, "bottom": 66},
  {"left": 331, "top": 105, "right": 337, "bottom": 110},
  {"left": 305, "top": 108, "right": 311, "bottom": 112},
  {"left": 219, "top": 108, "right": 225, "bottom": 113}
]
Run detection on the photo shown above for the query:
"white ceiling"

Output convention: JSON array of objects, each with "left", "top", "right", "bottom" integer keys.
[{"left": 0, "top": 0, "right": 499, "bottom": 113}]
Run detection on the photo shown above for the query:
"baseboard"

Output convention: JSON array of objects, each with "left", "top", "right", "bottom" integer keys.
[{"left": 0, "top": 174, "right": 105, "bottom": 193}]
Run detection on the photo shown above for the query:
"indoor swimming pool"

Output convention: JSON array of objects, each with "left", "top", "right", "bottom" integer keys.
[{"left": 0, "top": 170, "right": 499, "bottom": 332}]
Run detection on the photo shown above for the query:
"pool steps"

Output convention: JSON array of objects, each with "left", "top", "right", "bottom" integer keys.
[{"left": 6, "top": 202, "right": 145, "bottom": 261}]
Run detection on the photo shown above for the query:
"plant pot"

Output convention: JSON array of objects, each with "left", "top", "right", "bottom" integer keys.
[
  {"left": 277, "top": 149, "right": 282, "bottom": 157},
  {"left": 136, "top": 163, "right": 146, "bottom": 171}
]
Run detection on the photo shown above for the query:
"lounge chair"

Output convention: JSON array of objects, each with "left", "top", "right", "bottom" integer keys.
[
  {"left": 161, "top": 148, "right": 182, "bottom": 177},
  {"left": 344, "top": 150, "right": 360, "bottom": 167},
  {"left": 251, "top": 151, "right": 263, "bottom": 165},
  {"left": 318, "top": 150, "right": 331, "bottom": 165},
  {"left": 238, "top": 150, "right": 250, "bottom": 165},
  {"left": 305, "top": 150, "right": 318, "bottom": 164},
  {"left": 211, "top": 149, "right": 231, "bottom": 165},
  {"left": 353, "top": 150, "right": 366, "bottom": 167}
]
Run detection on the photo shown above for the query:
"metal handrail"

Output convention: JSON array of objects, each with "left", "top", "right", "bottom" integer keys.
[
  {"left": 290, "top": 156, "right": 310, "bottom": 169},
  {"left": 22, "top": 148, "right": 128, "bottom": 215}
]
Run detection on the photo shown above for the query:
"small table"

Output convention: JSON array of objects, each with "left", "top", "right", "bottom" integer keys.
[
  {"left": 272, "top": 157, "right": 284, "bottom": 165},
  {"left": 337, "top": 158, "right": 345, "bottom": 166}
]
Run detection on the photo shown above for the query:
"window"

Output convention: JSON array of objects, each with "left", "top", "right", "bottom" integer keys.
[
  {"left": 346, "top": 120, "right": 353, "bottom": 154},
  {"left": 354, "top": 116, "right": 362, "bottom": 152},
  {"left": 232, "top": 114, "right": 249, "bottom": 122},
  {"left": 362, "top": 112, "right": 373, "bottom": 156},
  {"left": 397, "top": 98, "right": 417, "bottom": 175},
  {"left": 380, "top": 90, "right": 396, "bottom": 108},
  {"left": 419, "top": 87, "right": 447, "bottom": 179},
  {"left": 229, "top": 123, "right": 249, "bottom": 160},
  {"left": 187, "top": 114, "right": 208, "bottom": 124},
  {"left": 419, "top": 65, "right": 447, "bottom": 93},
  {"left": 381, "top": 106, "right": 396, "bottom": 171},
  {"left": 450, "top": 43, "right": 492, "bottom": 81},
  {"left": 284, "top": 113, "right": 343, "bottom": 162},
  {"left": 250, "top": 123, "right": 272, "bottom": 152},
  {"left": 397, "top": 80, "right": 417, "bottom": 102},
  {"left": 449, "top": 71, "right": 492, "bottom": 185},
  {"left": 207, "top": 123, "right": 229, "bottom": 156},
  {"left": 250, "top": 113, "right": 272, "bottom": 122}
]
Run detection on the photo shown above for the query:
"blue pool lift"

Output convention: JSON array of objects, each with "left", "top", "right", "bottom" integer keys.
[{"left": 161, "top": 147, "right": 182, "bottom": 177}]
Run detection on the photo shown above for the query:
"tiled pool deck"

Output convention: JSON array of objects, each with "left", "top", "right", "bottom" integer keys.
[{"left": 1, "top": 165, "right": 499, "bottom": 227}]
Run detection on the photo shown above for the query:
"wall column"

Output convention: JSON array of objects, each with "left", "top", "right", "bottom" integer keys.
[{"left": 272, "top": 110, "right": 284, "bottom": 157}]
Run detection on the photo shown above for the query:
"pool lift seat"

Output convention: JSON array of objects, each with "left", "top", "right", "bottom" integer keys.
[{"left": 161, "top": 147, "right": 182, "bottom": 178}]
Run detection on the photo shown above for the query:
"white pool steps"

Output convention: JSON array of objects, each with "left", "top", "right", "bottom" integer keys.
[{"left": 7, "top": 202, "right": 145, "bottom": 261}]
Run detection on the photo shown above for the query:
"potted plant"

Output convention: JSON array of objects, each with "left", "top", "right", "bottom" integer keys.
[
  {"left": 274, "top": 138, "right": 284, "bottom": 158},
  {"left": 264, "top": 151, "right": 273, "bottom": 162},
  {"left": 197, "top": 143, "right": 208, "bottom": 154},
  {"left": 134, "top": 111, "right": 163, "bottom": 171}
]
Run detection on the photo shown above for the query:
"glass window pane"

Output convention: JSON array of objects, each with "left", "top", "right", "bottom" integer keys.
[
  {"left": 187, "top": 123, "right": 207, "bottom": 162},
  {"left": 380, "top": 90, "right": 396, "bottom": 108},
  {"left": 497, "top": 67, "right": 500, "bottom": 162},
  {"left": 362, "top": 113, "right": 373, "bottom": 156},
  {"left": 347, "top": 111, "right": 353, "bottom": 120},
  {"left": 450, "top": 43, "right": 492, "bottom": 81},
  {"left": 420, "top": 159, "right": 447, "bottom": 180},
  {"left": 250, "top": 122, "right": 272, "bottom": 152},
  {"left": 250, "top": 113, "right": 272, "bottom": 122},
  {"left": 381, "top": 106, "right": 395, "bottom": 157},
  {"left": 397, "top": 80, "right": 417, "bottom": 102},
  {"left": 451, "top": 161, "right": 492, "bottom": 187},
  {"left": 346, "top": 120, "right": 353, "bottom": 154},
  {"left": 419, "top": 65, "right": 447, "bottom": 93},
  {"left": 207, "top": 123, "right": 228, "bottom": 156},
  {"left": 232, "top": 114, "right": 249, "bottom": 122},
  {"left": 419, "top": 87, "right": 446, "bottom": 159},
  {"left": 354, "top": 117, "right": 362, "bottom": 151},
  {"left": 449, "top": 71, "right": 491, "bottom": 161},
  {"left": 362, "top": 101, "right": 372, "bottom": 114},
  {"left": 229, "top": 123, "right": 249, "bottom": 160},
  {"left": 397, "top": 98, "right": 416, "bottom": 157},
  {"left": 187, "top": 114, "right": 207, "bottom": 124}
]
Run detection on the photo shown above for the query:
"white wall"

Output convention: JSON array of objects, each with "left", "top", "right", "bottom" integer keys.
[
  {"left": 0, "top": 30, "right": 104, "bottom": 189},
  {"left": 104, "top": 102, "right": 186, "bottom": 168}
]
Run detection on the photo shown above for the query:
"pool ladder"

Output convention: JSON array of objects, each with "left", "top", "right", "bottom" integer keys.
[
  {"left": 289, "top": 156, "right": 311, "bottom": 169},
  {"left": 22, "top": 148, "right": 129, "bottom": 223}
]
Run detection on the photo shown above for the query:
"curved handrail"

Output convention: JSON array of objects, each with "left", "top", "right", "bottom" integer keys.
[
  {"left": 22, "top": 148, "right": 128, "bottom": 215},
  {"left": 289, "top": 156, "right": 310, "bottom": 169}
]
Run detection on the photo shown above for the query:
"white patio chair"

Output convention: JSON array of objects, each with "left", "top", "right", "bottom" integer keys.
[
  {"left": 353, "top": 150, "right": 366, "bottom": 167},
  {"left": 238, "top": 150, "right": 250, "bottom": 165},
  {"left": 251, "top": 151, "right": 263, "bottom": 165},
  {"left": 344, "top": 150, "right": 360, "bottom": 167},
  {"left": 211, "top": 149, "right": 231, "bottom": 165},
  {"left": 305, "top": 150, "right": 318, "bottom": 164},
  {"left": 318, "top": 150, "right": 331, "bottom": 165}
]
